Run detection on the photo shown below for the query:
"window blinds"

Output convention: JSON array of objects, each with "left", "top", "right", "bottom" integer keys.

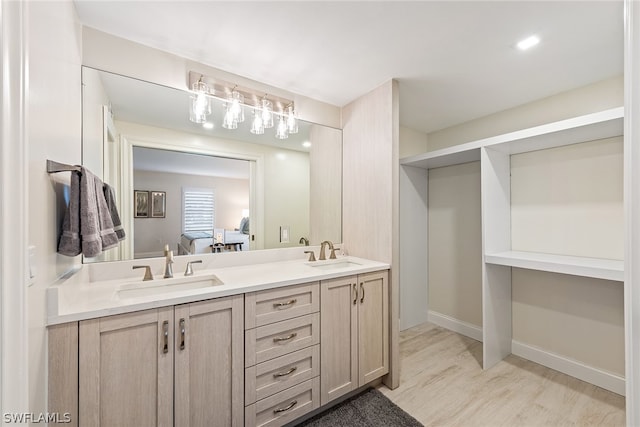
[{"left": 183, "top": 188, "right": 215, "bottom": 233}]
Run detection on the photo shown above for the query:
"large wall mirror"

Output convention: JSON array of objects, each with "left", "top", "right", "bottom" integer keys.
[{"left": 82, "top": 67, "right": 342, "bottom": 263}]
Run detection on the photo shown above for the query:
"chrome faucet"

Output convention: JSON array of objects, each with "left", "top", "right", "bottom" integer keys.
[
  {"left": 163, "top": 244, "right": 174, "bottom": 278},
  {"left": 319, "top": 240, "right": 334, "bottom": 261}
]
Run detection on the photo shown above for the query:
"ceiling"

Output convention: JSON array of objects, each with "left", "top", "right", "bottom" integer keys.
[
  {"left": 73, "top": 1, "right": 624, "bottom": 134},
  {"left": 133, "top": 147, "right": 250, "bottom": 179}
]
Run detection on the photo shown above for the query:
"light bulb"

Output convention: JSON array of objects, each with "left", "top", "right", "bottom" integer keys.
[
  {"left": 250, "top": 109, "right": 264, "bottom": 135},
  {"left": 261, "top": 98, "right": 274, "bottom": 129},
  {"left": 228, "top": 90, "right": 245, "bottom": 123},
  {"left": 222, "top": 106, "right": 238, "bottom": 129},
  {"left": 276, "top": 115, "right": 288, "bottom": 139},
  {"left": 189, "top": 79, "right": 212, "bottom": 124},
  {"left": 286, "top": 105, "right": 298, "bottom": 134}
]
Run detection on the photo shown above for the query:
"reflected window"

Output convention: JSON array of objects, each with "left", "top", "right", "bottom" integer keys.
[{"left": 183, "top": 187, "right": 215, "bottom": 233}]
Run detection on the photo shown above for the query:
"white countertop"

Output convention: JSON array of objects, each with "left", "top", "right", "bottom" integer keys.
[{"left": 47, "top": 255, "right": 389, "bottom": 325}]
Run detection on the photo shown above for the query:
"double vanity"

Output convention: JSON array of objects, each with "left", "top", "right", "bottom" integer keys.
[{"left": 47, "top": 247, "right": 390, "bottom": 427}]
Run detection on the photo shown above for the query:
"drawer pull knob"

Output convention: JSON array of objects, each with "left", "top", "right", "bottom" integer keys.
[
  {"left": 273, "top": 332, "right": 297, "bottom": 343},
  {"left": 273, "top": 299, "right": 297, "bottom": 309},
  {"left": 273, "top": 400, "right": 298, "bottom": 414},
  {"left": 273, "top": 366, "right": 298, "bottom": 378}
]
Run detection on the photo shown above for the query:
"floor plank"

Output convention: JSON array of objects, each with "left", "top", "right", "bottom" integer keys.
[{"left": 378, "top": 323, "right": 625, "bottom": 426}]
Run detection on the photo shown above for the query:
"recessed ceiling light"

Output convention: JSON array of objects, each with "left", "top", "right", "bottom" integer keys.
[
  {"left": 517, "top": 35, "right": 540, "bottom": 51},
  {"left": 202, "top": 122, "right": 214, "bottom": 129},
  {"left": 302, "top": 141, "right": 312, "bottom": 148}
]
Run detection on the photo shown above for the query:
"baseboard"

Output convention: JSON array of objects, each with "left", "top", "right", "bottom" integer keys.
[
  {"left": 427, "top": 310, "right": 483, "bottom": 342},
  {"left": 511, "top": 340, "right": 625, "bottom": 396}
]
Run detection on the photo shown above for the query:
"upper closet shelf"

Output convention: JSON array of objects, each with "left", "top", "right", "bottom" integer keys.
[
  {"left": 484, "top": 250, "right": 623, "bottom": 282},
  {"left": 400, "top": 142, "right": 481, "bottom": 169},
  {"left": 399, "top": 107, "right": 623, "bottom": 170}
]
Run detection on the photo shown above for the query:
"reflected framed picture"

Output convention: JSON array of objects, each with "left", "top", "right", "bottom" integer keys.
[
  {"left": 151, "top": 191, "right": 166, "bottom": 218},
  {"left": 134, "top": 190, "right": 149, "bottom": 218}
]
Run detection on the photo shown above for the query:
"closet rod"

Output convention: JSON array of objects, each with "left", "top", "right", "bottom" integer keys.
[{"left": 47, "top": 160, "right": 81, "bottom": 174}]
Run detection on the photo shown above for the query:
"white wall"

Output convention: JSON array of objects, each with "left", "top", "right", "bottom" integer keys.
[
  {"left": 134, "top": 171, "right": 249, "bottom": 257},
  {"left": 428, "top": 75, "right": 623, "bottom": 151},
  {"left": 81, "top": 66, "right": 110, "bottom": 177},
  {"left": 26, "top": 0, "right": 82, "bottom": 417},
  {"left": 426, "top": 76, "right": 625, "bottom": 377},
  {"left": 399, "top": 126, "right": 428, "bottom": 159},
  {"left": 428, "top": 162, "right": 482, "bottom": 327},
  {"left": 511, "top": 137, "right": 623, "bottom": 259}
]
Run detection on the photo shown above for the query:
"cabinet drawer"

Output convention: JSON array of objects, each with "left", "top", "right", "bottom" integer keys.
[
  {"left": 246, "top": 345, "right": 319, "bottom": 404},
  {"left": 245, "top": 313, "right": 319, "bottom": 367},
  {"left": 245, "top": 282, "right": 319, "bottom": 329},
  {"left": 245, "top": 377, "right": 320, "bottom": 427}
]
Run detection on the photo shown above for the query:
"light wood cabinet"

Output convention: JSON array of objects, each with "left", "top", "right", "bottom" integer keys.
[
  {"left": 320, "top": 270, "right": 389, "bottom": 405},
  {"left": 174, "top": 297, "right": 244, "bottom": 427},
  {"left": 78, "top": 294, "right": 244, "bottom": 427},
  {"left": 79, "top": 307, "right": 174, "bottom": 427}
]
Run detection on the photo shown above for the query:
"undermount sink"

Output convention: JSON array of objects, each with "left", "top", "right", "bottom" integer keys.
[
  {"left": 116, "top": 273, "right": 224, "bottom": 299},
  {"left": 306, "top": 260, "right": 362, "bottom": 270}
]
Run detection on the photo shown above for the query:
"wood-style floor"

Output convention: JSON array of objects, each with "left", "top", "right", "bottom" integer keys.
[{"left": 378, "top": 322, "right": 625, "bottom": 426}]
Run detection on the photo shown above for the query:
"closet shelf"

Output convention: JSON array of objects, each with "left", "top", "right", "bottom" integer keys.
[
  {"left": 399, "top": 107, "right": 623, "bottom": 170},
  {"left": 484, "top": 250, "right": 623, "bottom": 282},
  {"left": 400, "top": 144, "right": 480, "bottom": 169}
]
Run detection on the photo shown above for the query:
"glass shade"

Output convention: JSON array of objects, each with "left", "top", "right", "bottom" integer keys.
[
  {"left": 275, "top": 115, "right": 289, "bottom": 139},
  {"left": 261, "top": 98, "right": 274, "bottom": 129}
]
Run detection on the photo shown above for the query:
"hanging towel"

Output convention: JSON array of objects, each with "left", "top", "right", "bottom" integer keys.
[
  {"left": 57, "top": 170, "right": 82, "bottom": 256},
  {"left": 58, "top": 167, "right": 120, "bottom": 257},
  {"left": 103, "top": 183, "right": 126, "bottom": 241}
]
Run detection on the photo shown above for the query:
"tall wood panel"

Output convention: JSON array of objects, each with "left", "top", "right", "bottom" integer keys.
[{"left": 342, "top": 79, "right": 399, "bottom": 388}]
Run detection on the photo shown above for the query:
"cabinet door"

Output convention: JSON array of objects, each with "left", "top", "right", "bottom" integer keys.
[
  {"left": 320, "top": 275, "right": 358, "bottom": 406},
  {"left": 174, "top": 295, "right": 244, "bottom": 427},
  {"left": 358, "top": 271, "right": 389, "bottom": 385},
  {"left": 79, "top": 307, "right": 174, "bottom": 427}
]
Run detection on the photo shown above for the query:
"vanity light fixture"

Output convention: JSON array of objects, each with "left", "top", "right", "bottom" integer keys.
[
  {"left": 187, "top": 72, "right": 300, "bottom": 138},
  {"left": 286, "top": 103, "right": 298, "bottom": 134},
  {"left": 250, "top": 108, "right": 265, "bottom": 134},
  {"left": 261, "top": 97, "right": 275, "bottom": 129},
  {"left": 189, "top": 76, "right": 212, "bottom": 124},
  {"left": 222, "top": 104, "right": 238, "bottom": 129},
  {"left": 275, "top": 115, "right": 289, "bottom": 139},
  {"left": 517, "top": 35, "right": 540, "bottom": 51},
  {"left": 227, "top": 87, "right": 245, "bottom": 123}
]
